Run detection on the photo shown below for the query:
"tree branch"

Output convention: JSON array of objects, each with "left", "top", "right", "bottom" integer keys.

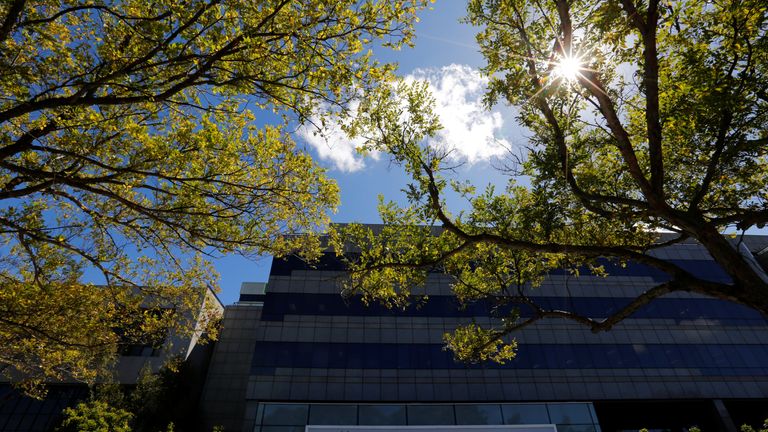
[
  {"left": 0, "top": 0, "right": 25, "bottom": 44},
  {"left": 636, "top": 0, "right": 665, "bottom": 195},
  {"left": 0, "top": 120, "right": 58, "bottom": 160}
]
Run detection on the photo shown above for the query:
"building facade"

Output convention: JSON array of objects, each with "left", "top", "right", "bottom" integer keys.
[
  {"left": 0, "top": 287, "right": 223, "bottom": 431},
  {"left": 201, "top": 235, "right": 768, "bottom": 432}
]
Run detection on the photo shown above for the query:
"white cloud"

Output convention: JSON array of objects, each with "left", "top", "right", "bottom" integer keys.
[
  {"left": 296, "top": 64, "right": 511, "bottom": 172},
  {"left": 295, "top": 101, "right": 372, "bottom": 173},
  {"left": 296, "top": 125, "right": 367, "bottom": 173},
  {"left": 405, "top": 64, "right": 510, "bottom": 163}
]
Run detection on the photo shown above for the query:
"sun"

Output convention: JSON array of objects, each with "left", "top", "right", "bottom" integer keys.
[{"left": 552, "top": 55, "right": 583, "bottom": 82}]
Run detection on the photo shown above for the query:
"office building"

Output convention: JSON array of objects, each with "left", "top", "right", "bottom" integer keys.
[{"left": 201, "top": 233, "right": 768, "bottom": 431}]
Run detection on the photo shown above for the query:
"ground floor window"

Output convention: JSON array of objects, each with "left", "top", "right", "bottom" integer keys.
[{"left": 252, "top": 402, "right": 600, "bottom": 432}]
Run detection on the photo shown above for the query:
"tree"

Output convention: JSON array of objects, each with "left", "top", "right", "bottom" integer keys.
[
  {"left": 742, "top": 420, "right": 768, "bottom": 432},
  {"left": 336, "top": 0, "right": 768, "bottom": 363},
  {"left": 126, "top": 362, "right": 204, "bottom": 432},
  {"left": 55, "top": 362, "right": 206, "bottom": 432},
  {"left": 56, "top": 400, "right": 133, "bottom": 432},
  {"left": 0, "top": 0, "right": 428, "bottom": 392}
]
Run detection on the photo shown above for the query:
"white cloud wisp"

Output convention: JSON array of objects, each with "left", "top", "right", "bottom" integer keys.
[
  {"left": 405, "top": 64, "right": 510, "bottom": 163},
  {"left": 294, "top": 100, "right": 372, "bottom": 173},
  {"left": 296, "top": 64, "right": 511, "bottom": 172}
]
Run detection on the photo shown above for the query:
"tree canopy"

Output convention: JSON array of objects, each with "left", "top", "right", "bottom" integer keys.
[
  {"left": 0, "top": 0, "right": 428, "bottom": 393},
  {"left": 337, "top": 0, "right": 768, "bottom": 363}
]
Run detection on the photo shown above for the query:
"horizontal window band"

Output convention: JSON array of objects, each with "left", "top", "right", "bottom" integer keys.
[
  {"left": 249, "top": 292, "right": 764, "bottom": 325},
  {"left": 269, "top": 255, "right": 732, "bottom": 285},
  {"left": 251, "top": 341, "right": 768, "bottom": 374}
]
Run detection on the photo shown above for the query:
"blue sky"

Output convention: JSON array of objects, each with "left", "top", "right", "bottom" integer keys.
[{"left": 213, "top": 2, "right": 525, "bottom": 304}]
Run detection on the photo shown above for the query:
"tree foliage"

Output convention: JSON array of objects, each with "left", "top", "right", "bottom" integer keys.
[
  {"left": 337, "top": 0, "right": 768, "bottom": 363},
  {"left": 56, "top": 399, "right": 133, "bottom": 432},
  {"left": 742, "top": 420, "right": 768, "bottom": 432},
  {"left": 58, "top": 362, "right": 205, "bottom": 432},
  {"left": 0, "top": 0, "right": 428, "bottom": 391}
]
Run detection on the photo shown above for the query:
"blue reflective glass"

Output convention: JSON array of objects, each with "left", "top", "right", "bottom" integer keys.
[
  {"left": 347, "top": 345, "right": 363, "bottom": 368},
  {"left": 312, "top": 345, "right": 329, "bottom": 368},
  {"left": 250, "top": 341, "right": 768, "bottom": 374},
  {"left": 380, "top": 345, "right": 397, "bottom": 368},
  {"left": 295, "top": 343, "right": 313, "bottom": 366},
  {"left": 308, "top": 405, "right": 357, "bottom": 425},
  {"left": 432, "top": 346, "right": 450, "bottom": 369},
  {"left": 397, "top": 344, "right": 412, "bottom": 369},
  {"left": 328, "top": 345, "right": 345, "bottom": 368},
  {"left": 547, "top": 403, "right": 593, "bottom": 423},
  {"left": 735, "top": 345, "right": 760, "bottom": 366},
  {"left": 501, "top": 404, "right": 549, "bottom": 424},
  {"left": 358, "top": 405, "right": 406, "bottom": 425},
  {"left": 683, "top": 345, "right": 707, "bottom": 368},
  {"left": 258, "top": 291, "right": 765, "bottom": 324},
  {"left": 573, "top": 346, "right": 594, "bottom": 368},
  {"left": 412, "top": 345, "right": 430, "bottom": 368},
  {"left": 363, "top": 344, "right": 379, "bottom": 368},
  {"left": 407, "top": 405, "right": 455, "bottom": 425},
  {"left": 455, "top": 404, "right": 503, "bottom": 425},
  {"left": 543, "top": 345, "right": 560, "bottom": 369},
  {"left": 275, "top": 348, "right": 293, "bottom": 368},
  {"left": 262, "top": 404, "right": 308, "bottom": 426},
  {"left": 705, "top": 345, "right": 730, "bottom": 367}
]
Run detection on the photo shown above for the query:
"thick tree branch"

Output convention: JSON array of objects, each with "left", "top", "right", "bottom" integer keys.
[
  {"left": 18, "top": 5, "right": 171, "bottom": 27},
  {"left": 0, "top": 0, "right": 24, "bottom": 44},
  {"left": 711, "top": 209, "right": 768, "bottom": 230},
  {"left": 0, "top": 178, "right": 54, "bottom": 199},
  {"left": 637, "top": 0, "right": 665, "bottom": 195},
  {"left": 0, "top": 120, "right": 58, "bottom": 160}
]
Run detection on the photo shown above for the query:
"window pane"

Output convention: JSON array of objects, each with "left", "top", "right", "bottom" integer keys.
[
  {"left": 455, "top": 404, "right": 503, "bottom": 425},
  {"left": 262, "top": 404, "right": 308, "bottom": 426},
  {"left": 502, "top": 404, "right": 549, "bottom": 424},
  {"left": 359, "top": 405, "right": 406, "bottom": 425},
  {"left": 407, "top": 405, "right": 455, "bottom": 425},
  {"left": 309, "top": 405, "right": 357, "bottom": 425},
  {"left": 546, "top": 403, "right": 593, "bottom": 424},
  {"left": 261, "top": 427, "right": 305, "bottom": 432}
]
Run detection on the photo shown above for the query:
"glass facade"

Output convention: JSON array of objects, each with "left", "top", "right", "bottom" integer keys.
[
  {"left": 358, "top": 405, "right": 407, "bottom": 425},
  {"left": 256, "top": 292, "right": 765, "bottom": 325},
  {"left": 250, "top": 341, "right": 768, "bottom": 375},
  {"left": 253, "top": 403, "right": 599, "bottom": 432},
  {"left": 455, "top": 405, "right": 504, "bottom": 425},
  {"left": 0, "top": 385, "right": 88, "bottom": 432},
  {"left": 264, "top": 254, "right": 732, "bottom": 284},
  {"left": 201, "top": 237, "right": 768, "bottom": 431}
]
